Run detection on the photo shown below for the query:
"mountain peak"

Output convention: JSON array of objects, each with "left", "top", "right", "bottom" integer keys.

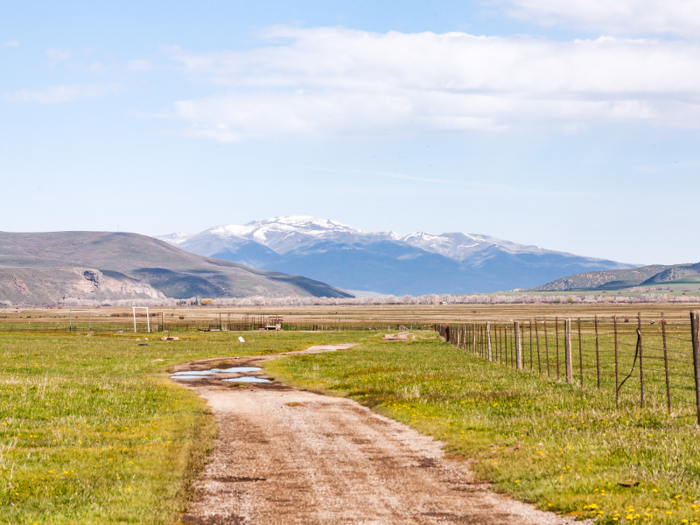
[{"left": 156, "top": 215, "right": 635, "bottom": 295}]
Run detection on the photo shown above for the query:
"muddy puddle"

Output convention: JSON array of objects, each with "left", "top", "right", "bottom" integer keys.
[
  {"left": 221, "top": 376, "right": 270, "bottom": 383},
  {"left": 171, "top": 366, "right": 266, "bottom": 381}
]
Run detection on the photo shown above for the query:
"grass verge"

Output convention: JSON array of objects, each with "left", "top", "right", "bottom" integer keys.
[{"left": 266, "top": 331, "right": 700, "bottom": 525}]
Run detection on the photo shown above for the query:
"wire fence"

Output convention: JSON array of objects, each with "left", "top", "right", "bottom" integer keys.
[
  {"left": 436, "top": 311, "right": 700, "bottom": 424},
  {"left": 0, "top": 315, "right": 432, "bottom": 334}
]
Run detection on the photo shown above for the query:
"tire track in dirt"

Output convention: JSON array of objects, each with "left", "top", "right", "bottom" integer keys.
[{"left": 174, "top": 345, "right": 583, "bottom": 525}]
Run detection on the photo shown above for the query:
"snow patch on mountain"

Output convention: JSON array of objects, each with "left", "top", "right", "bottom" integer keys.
[{"left": 157, "top": 215, "right": 614, "bottom": 263}]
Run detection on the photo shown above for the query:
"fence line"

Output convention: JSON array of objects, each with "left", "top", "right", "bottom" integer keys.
[
  {"left": 436, "top": 311, "right": 700, "bottom": 425},
  {"left": 0, "top": 316, "right": 433, "bottom": 334}
]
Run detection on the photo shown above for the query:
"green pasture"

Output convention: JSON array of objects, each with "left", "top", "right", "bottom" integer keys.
[
  {"left": 267, "top": 330, "right": 700, "bottom": 525},
  {"left": 3, "top": 328, "right": 700, "bottom": 524},
  {"left": 0, "top": 330, "right": 360, "bottom": 524}
]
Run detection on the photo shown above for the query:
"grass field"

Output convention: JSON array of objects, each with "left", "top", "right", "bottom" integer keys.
[
  {"left": 267, "top": 330, "right": 700, "bottom": 525},
  {"left": 0, "top": 330, "right": 360, "bottom": 524},
  {"left": 3, "top": 304, "right": 700, "bottom": 524}
]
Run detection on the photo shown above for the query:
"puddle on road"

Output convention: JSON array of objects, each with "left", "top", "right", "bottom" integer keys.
[
  {"left": 221, "top": 377, "right": 270, "bottom": 383},
  {"left": 171, "top": 367, "right": 264, "bottom": 381},
  {"left": 172, "top": 370, "right": 220, "bottom": 376}
]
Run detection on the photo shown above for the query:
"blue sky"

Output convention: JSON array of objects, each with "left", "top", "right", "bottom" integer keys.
[{"left": 1, "top": 0, "right": 699, "bottom": 265}]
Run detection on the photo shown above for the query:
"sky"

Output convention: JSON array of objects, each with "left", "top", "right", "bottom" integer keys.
[{"left": 1, "top": 0, "right": 699, "bottom": 265}]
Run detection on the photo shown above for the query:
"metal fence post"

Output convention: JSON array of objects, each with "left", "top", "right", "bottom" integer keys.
[
  {"left": 662, "top": 314, "right": 671, "bottom": 413},
  {"left": 515, "top": 321, "right": 523, "bottom": 370},
  {"left": 638, "top": 313, "right": 644, "bottom": 408},
  {"left": 565, "top": 319, "right": 573, "bottom": 384}
]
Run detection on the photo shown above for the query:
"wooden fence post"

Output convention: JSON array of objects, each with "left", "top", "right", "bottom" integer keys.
[
  {"left": 472, "top": 323, "right": 476, "bottom": 354},
  {"left": 529, "top": 321, "right": 533, "bottom": 369},
  {"left": 690, "top": 311, "right": 700, "bottom": 426},
  {"left": 565, "top": 319, "right": 573, "bottom": 384},
  {"left": 487, "top": 322, "right": 493, "bottom": 361},
  {"left": 515, "top": 321, "right": 523, "bottom": 370}
]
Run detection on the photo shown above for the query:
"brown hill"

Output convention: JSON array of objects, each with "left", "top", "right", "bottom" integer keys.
[{"left": 0, "top": 231, "right": 352, "bottom": 305}]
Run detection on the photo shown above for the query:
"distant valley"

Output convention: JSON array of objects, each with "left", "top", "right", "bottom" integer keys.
[{"left": 158, "top": 216, "right": 636, "bottom": 296}]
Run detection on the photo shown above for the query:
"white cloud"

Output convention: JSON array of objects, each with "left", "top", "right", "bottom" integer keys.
[
  {"left": 3, "top": 83, "right": 122, "bottom": 104},
  {"left": 156, "top": 27, "right": 700, "bottom": 141},
  {"left": 2, "top": 40, "right": 19, "bottom": 48},
  {"left": 46, "top": 48, "right": 72, "bottom": 60},
  {"left": 494, "top": 0, "right": 700, "bottom": 36}
]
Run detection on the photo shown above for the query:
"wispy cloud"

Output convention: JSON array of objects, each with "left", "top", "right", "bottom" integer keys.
[
  {"left": 302, "top": 166, "right": 582, "bottom": 198},
  {"left": 493, "top": 0, "right": 700, "bottom": 37},
  {"left": 46, "top": 48, "right": 72, "bottom": 60},
  {"left": 636, "top": 160, "right": 700, "bottom": 173},
  {"left": 152, "top": 27, "right": 700, "bottom": 141},
  {"left": 2, "top": 40, "right": 19, "bottom": 48},
  {"left": 3, "top": 83, "right": 122, "bottom": 104}
]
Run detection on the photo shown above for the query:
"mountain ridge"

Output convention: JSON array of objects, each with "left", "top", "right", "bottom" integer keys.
[
  {"left": 158, "top": 216, "right": 635, "bottom": 295},
  {"left": 530, "top": 263, "right": 700, "bottom": 292}
]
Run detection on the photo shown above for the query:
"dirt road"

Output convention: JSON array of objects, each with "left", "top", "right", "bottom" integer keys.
[{"left": 175, "top": 345, "right": 580, "bottom": 525}]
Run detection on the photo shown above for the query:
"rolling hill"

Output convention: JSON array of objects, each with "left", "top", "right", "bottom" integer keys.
[
  {"left": 531, "top": 262, "right": 700, "bottom": 292},
  {"left": 0, "top": 231, "right": 351, "bottom": 305},
  {"left": 158, "top": 216, "right": 636, "bottom": 295}
]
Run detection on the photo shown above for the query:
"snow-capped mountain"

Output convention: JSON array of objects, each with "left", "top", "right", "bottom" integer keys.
[
  {"left": 168, "top": 216, "right": 399, "bottom": 254},
  {"left": 156, "top": 216, "right": 635, "bottom": 295}
]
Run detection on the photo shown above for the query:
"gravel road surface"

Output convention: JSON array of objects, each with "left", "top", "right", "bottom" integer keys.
[{"left": 175, "top": 345, "right": 580, "bottom": 525}]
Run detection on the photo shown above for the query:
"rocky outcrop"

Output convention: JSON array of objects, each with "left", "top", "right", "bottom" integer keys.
[{"left": 0, "top": 267, "right": 165, "bottom": 305}]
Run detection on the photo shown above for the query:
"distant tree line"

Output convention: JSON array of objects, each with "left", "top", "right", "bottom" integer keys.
[{"left": 4, "top": 292, "right": 700, "bottom": 308}]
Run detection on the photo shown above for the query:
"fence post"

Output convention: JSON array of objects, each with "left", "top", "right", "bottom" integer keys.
[
  {"left": 515, "top": 321, "right": 523, "bottom": 370},
  {"left": 535, "top": 318, "right": 541, "bottom": 374},
  {"left": 578, "top": 318, "right": 583, "bottom": 387},
  {"left": 544, "top": 318, "right": 550, "bottom": 377},
  {"left": 690, "top": 311, "right": 700, "bottom": 426},
  {"left": 662, "top": 313, "right": 671, "bottom": 413},
  {"left": 595, "top": 315, "right": 600, "bottom": 389},
  {"left": 638, "top": 313, "right": 644, "bottom": 408},
  {"left": 529, "top": 321, "right": 533, "bottom": 369},
  {"left": 487, "top": 322, "right": 493, "bottom": 361},
  {"left": 495, "top": 325, "right": 499, "bottom": 362},
  {"left": 473, "top": 324, "right": 476, "bottom": 354},
  {"left": 509, "top": 324, "right": 514, "bottom": 367},
  {"left": 555, "top": 317, "right": 560, "bottom": 378},
  {"left": 565, "top": 319, "right": 573, "bottom": 383},
  {"left": 614, "top": 316, "right": 619, "bottom": 404}
]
